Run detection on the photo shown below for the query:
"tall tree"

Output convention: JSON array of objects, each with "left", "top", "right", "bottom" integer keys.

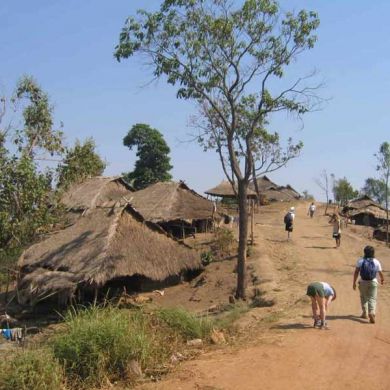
[
  {"left": 333, "top": 177, "right": 358, "bottom": 206},
  {"left": 115, "top": 0, "right": 320, "bottom": 299},
  {"left": 361, "top": 177, "right": 389, "bottom": 206},
  {"left": 123, "top": 123, "right": 172, "bottom": 190},
  {"left": 375, "top": 142, "right": 390, "bottom": 246},
  {"left": 57, "top": 138, "right": 106, "bottom": 189},
  {"left": 0, "top": 76, "right": 64, "bottom": 262}
]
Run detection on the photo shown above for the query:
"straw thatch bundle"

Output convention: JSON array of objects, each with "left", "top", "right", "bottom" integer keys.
[
  {"left": 205, "top": 181, "right": 257, "bottom": 198},
  {"left": 18, "top": 205, "right": 200, "bottom": 304},
  {"left": 130, "top": 181, "right": 214, "bottom": 222},
  {"left": 60, "top": 176, "right": 133, "bottom": 211}
]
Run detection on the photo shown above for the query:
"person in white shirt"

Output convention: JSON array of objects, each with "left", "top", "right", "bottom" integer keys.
[
  {"left": 306, "top": 281, "right": 336, "bottom": 329},
  {"left": 308, "top": 202, "right": 316, "bottom": 218},
  {"left": 284, "top": 206, "right": 295, "bottom": 239},
  {"left": 353, "top": 246, "right": 384, "bottom": 323}
]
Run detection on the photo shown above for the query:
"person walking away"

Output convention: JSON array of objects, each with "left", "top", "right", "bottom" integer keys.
[
  {"left": 330, "top": 213, "right": 341, "bottom": 248},
  {"left": 284, "top": 207, "right": 295, "bottom": 240},
  {"left": 353, "top": 245, "right": 384, "bottom": 324},
  {"left": 306, "top": 282, "right": 336, "bottom": 329},
  {"left": 308, "top": 202, "right": 316, "bottom": 218}
]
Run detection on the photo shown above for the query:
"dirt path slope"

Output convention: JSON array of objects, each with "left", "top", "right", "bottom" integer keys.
[{"left": 140, "top": 203, "right": 390, "bottom": 390}]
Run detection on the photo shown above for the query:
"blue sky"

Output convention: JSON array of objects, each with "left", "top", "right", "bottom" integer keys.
[{"left": 1, "top": 0, "right": 389, "bottom": 200}]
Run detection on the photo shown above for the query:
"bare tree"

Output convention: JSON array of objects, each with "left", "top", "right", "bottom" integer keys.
[{"left": 315, "top": 170, "right": 330, "bottom": 214}]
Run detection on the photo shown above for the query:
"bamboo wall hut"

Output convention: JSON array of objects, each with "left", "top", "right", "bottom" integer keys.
[
  {"left": 130, "top": 181, "right": 215, "bottom": 238},
  {"left": 18, "top": 205, "right": 201, "bottom": 306}
]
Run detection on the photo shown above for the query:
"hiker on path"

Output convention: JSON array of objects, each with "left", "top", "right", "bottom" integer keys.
[
  {"left": 330, "top": 213, "right": 341, "bottom": 248},
  {"left": 306, "top": 282, "right": 336, "bottom": 329},
  {"left": 307, "top": 202, "right": 316, "bottom": 218},
  {"left": 353, "top": 245, "right": 384, "bottom": 324},
  {"left": 284, "top": 207, "right": 295, "bottom": 239}
]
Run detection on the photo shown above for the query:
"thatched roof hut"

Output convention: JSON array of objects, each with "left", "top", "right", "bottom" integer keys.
[
  {"left": 18, "top": 205, "right": 201, "bottom": 305},
  {"left": 250, "top": 175, "right": 279, "bottom": 192},
  {"left": 205, "top": 181, "right": 257, "bottom": 199},
  {"left": 344, "top": 195, "right": 385, "bottom": 212},
  {"left": 130, "top": 181, "right": 214, "bottom": 223},
  {"left": 61, "top": 176, "right": 134, "bottom": 211}
]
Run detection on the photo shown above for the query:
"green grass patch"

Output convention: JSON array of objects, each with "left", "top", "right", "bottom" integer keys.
[
  {"left": 0, "top": 348, "right": 64, "bottom": 390},
  {"left": 51, "top": 305, "right": 173, "bottom": 388},
  {"left": 214, "top": 303, "right": 250, "bottom": 330},
  {"left": 156, "top": 307, "right": 215, "bottom": 340}
]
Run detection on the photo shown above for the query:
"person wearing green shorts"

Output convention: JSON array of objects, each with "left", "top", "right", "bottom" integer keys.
[{"left": 306, "top": 281, "right": 336, "bottom": 329}]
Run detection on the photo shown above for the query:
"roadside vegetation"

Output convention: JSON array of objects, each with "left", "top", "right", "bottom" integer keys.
[{"left": 0, "top": 303, "right": 244, "bottom": 389}]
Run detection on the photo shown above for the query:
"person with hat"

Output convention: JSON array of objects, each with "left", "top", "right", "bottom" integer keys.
[
  {"left": 284, "top": 206, "right": 295, "bottom": 239},
  {"left": 353, "top": 245, "right": 384, "bottom": 324}
]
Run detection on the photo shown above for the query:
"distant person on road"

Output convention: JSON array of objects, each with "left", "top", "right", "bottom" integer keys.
[
  {"left": 308, "top": 202, "right": 316, "bottom": 218},
  {"left": 306, "top": 282, "right": 336, "bottom": 329},
  {"left": 330, "top": 213, "right": 341, "bottom": 248},
  {"left": 353, "top": 246, "right": 384, "bottom": 324},
  {"left": 284, "top": 206, "right": 295, "bottom": 239}
]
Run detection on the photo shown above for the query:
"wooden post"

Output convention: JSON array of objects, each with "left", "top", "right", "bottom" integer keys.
[{"left": 250, "top": 199, "right": 254, "bottom": 245}]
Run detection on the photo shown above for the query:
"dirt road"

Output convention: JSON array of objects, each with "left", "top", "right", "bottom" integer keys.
[{"left": 141, "top": 203, "right": 390, "bottom": 390}]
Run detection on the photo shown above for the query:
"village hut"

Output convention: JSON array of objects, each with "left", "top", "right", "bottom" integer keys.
[
  {"left": 343, "top": 195, "right": 387, "bottom": 227},
  {"left": 17, "top": 205, "right": 201, "bottom": 306},
  {"left": 249, "top": 176, "right": 300, "bottom": 203},
  {"left": 130, "top": 181, "right": 215, "bottom": 238},
  {"left": 205, "top": 180, "right": 258, "bottom": 199},
  {"left": 250, "top": 175, "right": 279, "bottom": 192}
]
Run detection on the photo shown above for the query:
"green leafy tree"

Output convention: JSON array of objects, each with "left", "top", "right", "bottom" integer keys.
[
  {"left": 375, "top": 142, "right": 390, "bottom": 245},
  {"left": 14, "top": 76, "right": 64, "bottom": 158},
  {"left": 361, "top": 177, "right": 389, "bottom": 206},
  {"left": 57, "top": 138, "right": 106, "bottom": 189},
  {"left": 115, "top": 0, "right": 320, "bottom": 299},
  {"left": 0, "top": 76, "right": 64, "bottom": 268},
  {"left": 0, "top": 153, "right": 54, "bottom": 254},
  {"left": 333, "top": 177, "right": 358, "bottom": 205},
  {"left": 123, "top": 123, "right": 172, "bottom": 190}
]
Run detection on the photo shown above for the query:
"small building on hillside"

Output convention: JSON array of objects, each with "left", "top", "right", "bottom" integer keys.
[
  {"left": 18, "top": 205, "right": 201, "bottom": 306},
  {"left": 60, "top": 176, "right": 134, "bottom": 223},
  {"left": 205, "top": 180, "right": 258, "bottom": 200},
  {"left": 130, "top": 181, "right": 215, "bottom": 238},
  {"left": 343, "top": 195, "right": 387, "bottom": 227},
  {"left": 249, "top": 176, "right": 301, "bottom": 203}
]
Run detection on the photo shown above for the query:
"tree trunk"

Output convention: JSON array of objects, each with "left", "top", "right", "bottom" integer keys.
[
  {"left": 236, "top": 179, "right": 248, "bottom": 300},
  {"left": 386, "top": 176, "right": 389, "bottom": 247}
]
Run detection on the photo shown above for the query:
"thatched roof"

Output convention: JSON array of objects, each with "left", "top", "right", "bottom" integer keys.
[
  {"left": 130, "top": 181, "right": 214, "bottom": 223},
  {"left": 277, "top": 185, "right": 301, "bottom": 199},
  {"left": 60, "top": 176, "right": 134, "bottom": 211},
  {"left": 18, "top": 205, "right": 200, "bottom": 303},
  {"left": 344, "top": 195, "right": 386, "bottom": 212},
  {"left": 205, "top": 181, "right": 257, "bottom": 198},
  {"left": 250, "top": 175, "right": 279, "bottom": 192},
  {"left": 260, "top": 188, "right": 296, "bottom": 202}
]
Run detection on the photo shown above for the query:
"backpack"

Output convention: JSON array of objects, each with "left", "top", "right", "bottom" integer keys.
[
  {"left": 360, "top": 258, "right": 377, "bottom": 281},
  {"left": 284, "top": 212, "right": 293, "bottom": 224}
]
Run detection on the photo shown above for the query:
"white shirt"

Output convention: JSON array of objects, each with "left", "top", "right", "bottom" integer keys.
[
  {"left": 320, "top": 282, "right": 334, "bottom": 296},
  {"left": 309, "top": 204, "right": 316, "bottom": 211},
  {"left": 356, "top": 257, "right": 382, "bottom": 282}
]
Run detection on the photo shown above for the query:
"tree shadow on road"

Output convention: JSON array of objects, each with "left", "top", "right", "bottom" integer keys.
[{"left": 304, "top": 246, "right": 335, "bottom": 250}]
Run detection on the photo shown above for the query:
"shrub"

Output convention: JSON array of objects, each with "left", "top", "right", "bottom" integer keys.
[
  {"left": 156, "top": 307, "right": 214, "bottom": 340},
  {"left": 214, "top": 227, "right": 235, "bottom": 255},
  {"left": 51, "top": 305, "right": 170, "bottom": 388},
  {"left": 0, "top": 348, "right": 64, "bottom": 390},
  {"left": 201, "top": 251, "right": 214, "bottom": 265}
]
